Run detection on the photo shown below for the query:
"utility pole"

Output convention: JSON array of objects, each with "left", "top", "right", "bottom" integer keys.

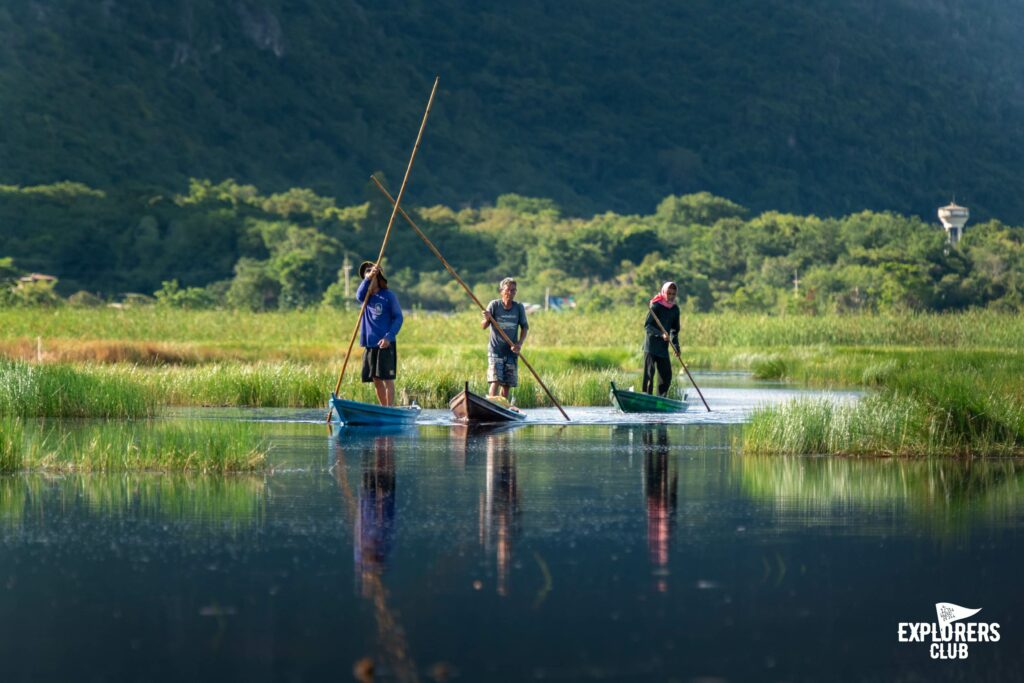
[
  {"left": 343, "top": 255, "right": 352, "bottom": 306},
  {"left": 793, "top": 271, "right": 801, "bottom": 296}
]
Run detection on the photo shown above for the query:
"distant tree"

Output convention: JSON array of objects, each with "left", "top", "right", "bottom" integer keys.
[
  {"left": 226, "top": 258, "right": 280, "bottom": 312},
  {"left": 0, "top": 257, "right": 20, "bottom": 284},
  {"left": 67, "top": 291, "right": 104, "bottom": 308},
  {"left": 495, "top": 194, "right": 561, "bottom": 217},
  {"left": 154, "top": 280, "right": 216, "bottom": 309}
]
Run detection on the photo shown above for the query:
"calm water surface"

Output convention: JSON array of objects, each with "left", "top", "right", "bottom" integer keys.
[{"left": 1, "top": 384, "right": 1022, "bottom": 682}]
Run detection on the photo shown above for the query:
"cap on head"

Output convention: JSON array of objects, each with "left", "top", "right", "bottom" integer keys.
[{"left": 359, "top": 261, "right": 388, "bottom": 286}]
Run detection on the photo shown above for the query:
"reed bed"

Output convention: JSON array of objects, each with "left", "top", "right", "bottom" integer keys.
[
  {"left": 0, "top": 360, "right": 157, "bottom": 417},
  {"left": 0, "top": 418, "right": 270, "bottom": 473},
  {"left": 3, "top": 309, "right": 1023, "bottom": 457},
  {"left": 744, "top": 392, "right": 1024, "bottom": 457},
  {"left": 4, "top": 308, "right": 1024, "bottom": 355}
]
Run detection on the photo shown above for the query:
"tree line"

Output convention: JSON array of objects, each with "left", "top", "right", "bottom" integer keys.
[{"left": 2, "top": 180, "right": 1022, "bottom": 314}]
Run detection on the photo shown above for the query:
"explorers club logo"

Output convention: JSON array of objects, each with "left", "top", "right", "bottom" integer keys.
[{"left": 898, "top": 602, "right": 1001, "bottom": 660}]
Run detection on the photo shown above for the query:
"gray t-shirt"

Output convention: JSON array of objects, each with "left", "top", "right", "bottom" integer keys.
[{"left": 487, "top": 299, "right": 529, "bottom": 357}]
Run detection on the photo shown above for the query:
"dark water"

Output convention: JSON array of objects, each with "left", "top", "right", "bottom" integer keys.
[{"left": 1, "top": 407, "right": 1023, "bottom": 681}]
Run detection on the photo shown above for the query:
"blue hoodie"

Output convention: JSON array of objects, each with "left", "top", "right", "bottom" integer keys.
[{"left": 356, "top": 278, "right": 404, "bottom": 347}]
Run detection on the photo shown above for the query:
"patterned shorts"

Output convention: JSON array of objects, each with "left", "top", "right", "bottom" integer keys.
[{"left": 487, "top": 354, "right": 519, "bottom": 387}]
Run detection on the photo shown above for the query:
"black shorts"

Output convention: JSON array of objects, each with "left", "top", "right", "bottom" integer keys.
[{"left": 362, "top": 344, "right": 397, "bottom": 382}]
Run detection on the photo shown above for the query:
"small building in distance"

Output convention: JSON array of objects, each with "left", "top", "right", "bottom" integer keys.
[
  {"left": 938, "top": 201, "right": 969, "bottom": 246},
  {"left": 17, "top": 273, "right": 57, "bottom": 288}
]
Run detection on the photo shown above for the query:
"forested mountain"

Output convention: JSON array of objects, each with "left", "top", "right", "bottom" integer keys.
[{"left": 2, "top": 0, "right": 1024, "bottom": 220}]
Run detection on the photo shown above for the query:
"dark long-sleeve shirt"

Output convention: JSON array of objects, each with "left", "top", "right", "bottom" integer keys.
[{"left": 643, "top": 305, "right": 680, "bottom": 358}]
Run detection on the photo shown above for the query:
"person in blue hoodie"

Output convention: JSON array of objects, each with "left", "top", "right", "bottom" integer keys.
[{"left": 356, "top": 261, "right": 404, "bottom": 406}]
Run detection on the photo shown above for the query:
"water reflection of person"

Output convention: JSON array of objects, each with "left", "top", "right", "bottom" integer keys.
[
  {"left": 480, "top": 431, "right": 520, "bottom": 596},
  {"left": 355, "top": 435, "right": 397, "bottom": 597},
  {"left": 642, "top": 426, "right": 677, "bottom": 592},
  {"left": 332, "top": 434, "right": 418, "bottom": 683}
]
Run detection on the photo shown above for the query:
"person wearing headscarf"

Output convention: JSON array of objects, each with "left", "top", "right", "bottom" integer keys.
[{"left": 642, "top": 282, "right": 681, "bottom": 396}]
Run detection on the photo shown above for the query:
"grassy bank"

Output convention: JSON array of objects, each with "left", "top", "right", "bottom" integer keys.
[
  {"left": 0, "top": 360, "right": 157, "bottom": 417},
  {"left": 744, "top": 354, "right": 1024, "bottom": 456},
  {"left": 0, "top": 417, "right": 269, "bottom": 473}
]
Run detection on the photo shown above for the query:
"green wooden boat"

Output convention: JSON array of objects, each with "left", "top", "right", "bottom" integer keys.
[{"left": 609, "top": 381, "right": 688, "bottom": 414}]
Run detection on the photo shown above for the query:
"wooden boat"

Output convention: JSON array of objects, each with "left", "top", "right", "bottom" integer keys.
[
  {"left": 609, "top": 381, "right": 688, "bottom": 414},
  {"left": 330, "top": 393, "right": 421, "bottom": 426},
  {"left": 449, "top": 383, "right": 526, "bottom": 423}
]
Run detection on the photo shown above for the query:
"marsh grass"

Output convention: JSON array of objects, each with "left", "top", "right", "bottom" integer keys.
[
  {"left": 1, "top": 419, "right": 270, "bottom": 472},
  {"left": 3, "top": 309, "right": 1024, "bottom": 458},
  {"left": 0, "top": 360, "right": 156, "bottom": 418},
  {"left": 0, "top": 416, "right": 25, "bottom": 472},
  {"left": 4, "top": 308, "right": 1024, "bottom": 357},
  {"left": 745, "top": 387, "right": 1024, "bottom": 457}
]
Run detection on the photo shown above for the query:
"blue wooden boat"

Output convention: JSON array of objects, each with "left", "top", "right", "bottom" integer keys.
[{"left": 330, "top": 393, "right": 421, "bottom": 426}]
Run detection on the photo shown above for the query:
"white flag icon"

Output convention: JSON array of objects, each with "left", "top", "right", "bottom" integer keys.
[{"left": 936, "top": 602, "right": 982, "bottom": 626}]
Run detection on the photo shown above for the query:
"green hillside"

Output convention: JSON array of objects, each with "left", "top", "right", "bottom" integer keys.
[{"left": 2, "top": 0, "right": 1024, "bottom": 220}]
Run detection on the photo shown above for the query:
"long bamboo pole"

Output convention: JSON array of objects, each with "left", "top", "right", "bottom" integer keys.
[
  {"left": 371, "top": 175, "right": 571, "bottom": 421},
  {"left": 647, "top": 304, "right": 711, "bottom": 412},
  {"left": 326, "top": 76, "right": 439, "bottom": 424}
]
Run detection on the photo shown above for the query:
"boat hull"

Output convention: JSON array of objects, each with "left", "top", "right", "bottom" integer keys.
[
  {"left": 449, "top": 384, "right": 526, "bottom": 423},
  {"left": 330, "top": 393, "right": 421, "bottom": 426},
  {"left": 609, "top": 382, "right": 688, "bottom": 414}
]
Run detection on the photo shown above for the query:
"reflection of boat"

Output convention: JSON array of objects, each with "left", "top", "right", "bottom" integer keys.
[
  {"left": 449, "top": 421, "right": 524, "bottom": 467},
  {"left": 331, "top": 392, "right": 421, "bottom": 426},
  {"left": 609, "top": 381, "right": 688, "bottom": 414},
  {"left": 333, "top": 423, "right": 417, "bottom": 442},
  {"left": 451, "top": 421, "right": 525, "bottom": 439},
  {"left": 449, "top": 383, "right": 526, "bottom": 423}
]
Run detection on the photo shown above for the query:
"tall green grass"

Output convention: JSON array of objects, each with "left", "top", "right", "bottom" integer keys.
[
  {"left": 0, "top": 419, "right": 270, "bottom": 473},
  {"left": 4, "top": 308, "right": 1023, "bottom": 353},
  {"left": 3, "top": 309, "right": 1024, "bottom": 458},
  {"left": 0, "top": 360, "right": 156, "bottom": 417},
  {"left": 0, "top": 416, "right": 25, "bottom": 472},
  {"left": 745, "top": 391, "right": 1024, "bottom": 457}
]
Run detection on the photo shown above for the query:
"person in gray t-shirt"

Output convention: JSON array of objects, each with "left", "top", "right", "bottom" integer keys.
[{"left": 480, "top": 277, "right": 529, "bottom": 399}]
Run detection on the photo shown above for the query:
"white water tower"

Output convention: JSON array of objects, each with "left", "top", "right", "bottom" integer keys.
[{"left": 938, "top": 200, "right": 969, "bottom": 245}]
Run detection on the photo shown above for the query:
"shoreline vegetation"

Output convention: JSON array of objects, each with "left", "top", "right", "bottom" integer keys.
[
  {"left": 0, "top": 309, "right": 1021, "bottom": 461},
  {"left": 0, "top": 417, "right": 269, "bottom": 474}
]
